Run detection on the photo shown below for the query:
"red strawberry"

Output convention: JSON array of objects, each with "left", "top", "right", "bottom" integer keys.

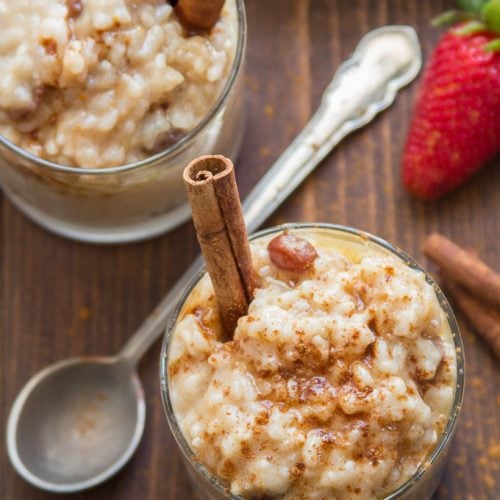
[{"left": 403, "top": 4, "right": 500, "bottom": 199}]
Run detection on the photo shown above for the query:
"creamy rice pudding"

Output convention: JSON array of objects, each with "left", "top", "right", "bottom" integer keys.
[
  {"left": 0, "top": 0, "right": 245, "bottom": 242},
  {"left": 167, "top": 227, "right": 459, "bottom": 499},
  {"left": 0, "top": 0, "right": 237, "bottom": 167}
]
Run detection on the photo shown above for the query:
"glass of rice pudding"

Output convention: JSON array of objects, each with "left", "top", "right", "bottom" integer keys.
[
  {"left": 0, "top": 0, "right": 245, "bottom": 243},
  {"left": 161, "top": 223, "right": 464, "bottom": 499}
]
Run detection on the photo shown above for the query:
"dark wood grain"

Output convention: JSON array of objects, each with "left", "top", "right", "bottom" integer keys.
[{"left": 1, "top": 1, "right": 499, "bottom": 499}]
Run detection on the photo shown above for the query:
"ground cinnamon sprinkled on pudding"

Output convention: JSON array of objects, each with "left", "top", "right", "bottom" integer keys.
[{"left": 168, "top": 231, "right": 457, "bottom": 499}]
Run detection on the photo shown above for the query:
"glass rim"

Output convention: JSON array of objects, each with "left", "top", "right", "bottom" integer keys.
[
  {"left": 160, "top": 223, "right": 465, "bottom": 499},
  {"left": 0, "top": 0, "right": 247, "bottom": 176}
]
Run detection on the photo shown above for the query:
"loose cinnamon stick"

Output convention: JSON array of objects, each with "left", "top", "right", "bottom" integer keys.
[
  {"left": 174, "top": 0, "right": 225, "bottom": 31},
  {"left": 424, "top": 233, "right": 500, "bottom": 309},
  {"left": 183, "top": 155, "right": 257, "bottom": 337},
  {"left": 441, "top": 277, "right": 500, "bottom": 360}
]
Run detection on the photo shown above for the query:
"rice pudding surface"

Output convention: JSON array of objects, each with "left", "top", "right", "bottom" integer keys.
[
  {"left": 168, "top": 231, "right": 457, "bottom": 499},
  {"left": 0, "top": 0, "right": 237, "bottom": 167}
]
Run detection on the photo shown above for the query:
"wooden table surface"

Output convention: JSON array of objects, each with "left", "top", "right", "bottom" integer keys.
[{"left": 1, "top": 1, "right": 499, "bottom": 499}]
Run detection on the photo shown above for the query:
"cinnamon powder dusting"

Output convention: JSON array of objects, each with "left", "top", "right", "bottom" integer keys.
[{"left": 168, "top": 231, "right": 458, "bottom": 498}]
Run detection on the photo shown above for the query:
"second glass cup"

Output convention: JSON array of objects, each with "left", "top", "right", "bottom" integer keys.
[{"left": 0, "top": 0, "right": 246, "bottom": 243}]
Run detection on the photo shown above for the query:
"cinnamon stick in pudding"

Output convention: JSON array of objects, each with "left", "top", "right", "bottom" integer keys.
[
  {"left": 441, "top": 277, "right": 500, "bottom": 360},
  {"left": 183, "top": 155, "right": 257, "bottom": 337},
  {"left": 175, "top": 0, "right": 225, "bottom": 31},
  {"left": 424, "top": 233, "right": 500, "bottom": 309}
]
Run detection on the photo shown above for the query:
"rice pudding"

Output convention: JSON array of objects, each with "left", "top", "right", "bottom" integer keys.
[
  {"left": 0, "top": 0, "right": 237, "bottom": 166},
  {"left": 167, "top": 227, "right": 459, "bottom": 499},
  {"left": 0, "top": 0, "right": 245, "bottom": 242}
]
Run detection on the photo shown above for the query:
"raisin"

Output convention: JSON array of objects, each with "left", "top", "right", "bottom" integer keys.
[
  {"left": 147, "top": 128, "right": 186, "bottom": 154},
  {"left": 267, "top": 232, "right": 318, "bottom": 272}
]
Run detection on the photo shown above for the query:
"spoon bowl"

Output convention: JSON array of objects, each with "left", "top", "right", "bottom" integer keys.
[{"left": 7, "top": 357, "right": 145, "bottom": 493}]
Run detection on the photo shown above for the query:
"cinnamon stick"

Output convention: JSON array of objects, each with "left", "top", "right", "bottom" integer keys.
[
  {"left": 441, "top": 277, "right": 500, "bottom": 360},
  {"left": 174, "top": 0, "right": 225, "bottom": 31},
  {"left": 183, "top": 155, "right": 257, "bottom": 337},
  {"left": 424, "top": 233, "right": 500, "bottom": 309}
]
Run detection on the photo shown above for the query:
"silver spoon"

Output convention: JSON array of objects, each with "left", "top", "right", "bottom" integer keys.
[{"left": 6, "top": 26, "right": 421, "bottom": 493}]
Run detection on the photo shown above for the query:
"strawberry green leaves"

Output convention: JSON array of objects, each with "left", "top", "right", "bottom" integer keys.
[
  {"left": 485, "top": 38, "right": 500, "bottom": 50},
  {"left": 457, "top": 0, "right": 489, "bottom": 11},
  {"left": 432, "top": 11, "right": 478, "bottom": 27},
  {"left": 433, "top": 0, "right": 500, "bottom": 51},
  {"left": 483, "top": 0, "right": 500, "bottom": 32}
]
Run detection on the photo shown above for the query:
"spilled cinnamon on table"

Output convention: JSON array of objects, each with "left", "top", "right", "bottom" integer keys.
[{"left": 183, "top": 155, "right": 257, "bottom": 338}]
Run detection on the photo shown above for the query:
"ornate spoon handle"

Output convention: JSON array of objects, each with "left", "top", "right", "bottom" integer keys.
[{"left": 243, "top": 25, "right": 421, "bottom": 232}]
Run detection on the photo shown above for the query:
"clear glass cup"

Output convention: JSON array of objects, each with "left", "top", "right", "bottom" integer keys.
[
  {"left": 0, "top": 0, "right": 246, "bottom": 244},
  {"left": 160, "top": 223, "right": 465, "bottom": 500}
]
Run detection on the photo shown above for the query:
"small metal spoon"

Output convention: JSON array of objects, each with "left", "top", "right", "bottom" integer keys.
[{"left": 6, "top": 26, "right": 421, "bottom": 493}]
